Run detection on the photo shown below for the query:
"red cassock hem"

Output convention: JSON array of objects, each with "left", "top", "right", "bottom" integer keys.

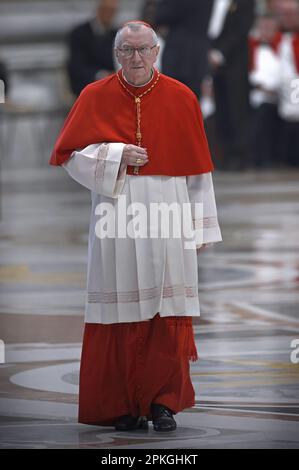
[{"left": 78, "top": 313, "right": 198, "bottom": 426}]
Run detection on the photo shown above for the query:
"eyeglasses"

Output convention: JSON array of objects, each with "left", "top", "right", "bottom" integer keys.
[{"left": 117, "top": 45, "right": 157, "bottom": 58}]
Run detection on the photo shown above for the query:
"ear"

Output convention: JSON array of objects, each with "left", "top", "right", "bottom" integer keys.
[
  {"left": 114, "top": 48, "right": 121, "bottom": 65},
  {"left": 153, "top": 45, "right": 160, "bottom": 62}
]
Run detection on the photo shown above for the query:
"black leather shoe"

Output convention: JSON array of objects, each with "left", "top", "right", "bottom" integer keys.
[
  {"left": 151, "top": 403, "right": 177, "bottom": 432},
  {"left": 115, "top": 415, "right": 148, "bottom": 431}
]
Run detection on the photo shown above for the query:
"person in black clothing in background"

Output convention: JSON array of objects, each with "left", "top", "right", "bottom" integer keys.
[
  {"left": 0, "top": 60, "right": 9, "bottom": 98},
  {"left": 153, "top": 0, "right": 213, "bottom": 99},
  {"left": 67, "top": 0, "right": 118, "bottom": 97},
  {"left": 141, "top": 0, "right": 158, "bottom": 27},
  {"left": 208, "top": 0, "right": 255, "bottom": 170}
]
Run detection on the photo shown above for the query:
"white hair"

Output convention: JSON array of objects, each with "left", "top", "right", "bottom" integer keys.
[{"left": 114, "top": 21, "right": 158, "bottom": 49}]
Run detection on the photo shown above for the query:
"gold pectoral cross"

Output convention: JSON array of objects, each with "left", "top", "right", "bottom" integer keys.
[
  {"left": 134, "top": 97, "right": 142, "bottom": 175},
  {"left": 116, "top": 70, "right": 160, "bottom": 176}
]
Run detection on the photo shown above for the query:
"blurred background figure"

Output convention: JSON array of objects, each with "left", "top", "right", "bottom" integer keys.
[
  {"left": 208, "top": 0, "right": 254, "bottom": 170},
  {"left": 153, "top": 0, "right": 213, "bottom": 99},
  {"left": 0, "top": 60, "right": 9, "bottom": 97},
  {"left": 141, "top": 0, "right": 158, "bottom": 27},
  {"left": 247, "top": 0, "right": 299, "bottom": 170},
  {"left": 276, "top": 0, "right": 299, "bottom": 167},
  {"left": 140, "top": 0, "right": 165, "bottom": 71},
  {"left": 248, "top": 14, "right": 281, "bottom": 168},
  {"left": 67, "top": 0, "right": 119, "bottom": 97}
]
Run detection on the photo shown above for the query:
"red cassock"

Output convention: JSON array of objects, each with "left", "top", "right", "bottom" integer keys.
[
  {"left": 50, "top": 68, "right": 209, "bottom": 425},
  {"left": 79, "top": 314, "right": 198, "bottom": 426}
]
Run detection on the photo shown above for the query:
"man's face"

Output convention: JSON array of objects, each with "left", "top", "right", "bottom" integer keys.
[
  {"left": 279, "top": 0, "right": 299, "bottom": 31},
  {"left": 257, "top": 18, "right": 278, "bottom": 42},
  {"left": 115, "top": 26, "right": 159, "bottom": 86}
]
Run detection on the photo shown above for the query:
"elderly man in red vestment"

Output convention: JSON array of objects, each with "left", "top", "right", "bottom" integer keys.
[{"left": 50, "top": 21, "right": 222, "bottom": 432}]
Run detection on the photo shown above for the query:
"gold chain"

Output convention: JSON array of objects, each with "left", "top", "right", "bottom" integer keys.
[{"left": 117, "top": 71, "right": 160, "bottom": 174}]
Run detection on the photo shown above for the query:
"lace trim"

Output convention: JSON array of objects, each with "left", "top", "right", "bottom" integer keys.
[
  {"left": 193, "top": 216, "right": 219, "bottom": 229},
  {"left": 88, "top": 284, "right": 198, "bottom": 304},
  {"left": 95, "top": 143, "right": 109, "bottom": 183}
]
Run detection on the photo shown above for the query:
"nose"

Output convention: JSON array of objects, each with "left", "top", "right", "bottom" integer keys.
[
  {"left": 131, "top": 51, "right": 142, "bottom": 65},
  {"left": 132, "top": 49, "right": 141, "bottom": 59}
]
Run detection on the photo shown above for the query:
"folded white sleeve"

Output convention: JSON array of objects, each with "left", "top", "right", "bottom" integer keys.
[
  {"left": 62, "top": 142, "right": 127, "bottom": 198},
  {"left": 186, "top": 172, "right": 222, "bottom": 247}
]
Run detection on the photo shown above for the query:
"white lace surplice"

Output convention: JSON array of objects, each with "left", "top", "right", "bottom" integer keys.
[{"left": 63, "top": 142, "right": 222, "bottom": 324}]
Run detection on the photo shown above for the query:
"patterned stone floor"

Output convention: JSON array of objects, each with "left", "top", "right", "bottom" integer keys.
[{"left": 0, "top": 167, "right": 299, "bottom": 449}]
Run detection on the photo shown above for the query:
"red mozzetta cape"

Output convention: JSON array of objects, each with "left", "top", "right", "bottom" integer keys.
[{"left": 49, "top": 68, "right": 214, "bottom": 176}]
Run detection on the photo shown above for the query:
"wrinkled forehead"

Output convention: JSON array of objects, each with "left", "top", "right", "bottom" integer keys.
[{"left": 120, "top": 26, "right": 154, "bottom": 47}]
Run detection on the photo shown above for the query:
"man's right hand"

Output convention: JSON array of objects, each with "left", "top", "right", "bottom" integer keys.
[{"left": 122, "top": 144, "right": 149, "bottom": 167}]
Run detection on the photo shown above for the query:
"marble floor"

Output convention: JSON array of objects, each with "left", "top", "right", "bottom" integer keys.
[{"left": 0, "top": 166, "right": 299, "bottom": 449}]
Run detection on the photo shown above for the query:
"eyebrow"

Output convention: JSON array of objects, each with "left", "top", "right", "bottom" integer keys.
[{"left": 121, "top": 43, "right": 151, "bottom": 48}]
